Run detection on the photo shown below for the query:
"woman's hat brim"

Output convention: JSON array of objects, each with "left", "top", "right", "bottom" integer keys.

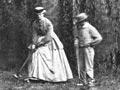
[{"left": 34, "top": 7, "right": 45, "bottom": 13}]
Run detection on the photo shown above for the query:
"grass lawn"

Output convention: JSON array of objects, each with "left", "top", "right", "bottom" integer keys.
[{"left": 0, "top": 69, "right": 120, "bottom": 90}]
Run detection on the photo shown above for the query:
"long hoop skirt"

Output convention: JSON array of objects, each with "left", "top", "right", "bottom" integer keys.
[{"left": 28, "top": 39, "right": 73, "bottom": 82}]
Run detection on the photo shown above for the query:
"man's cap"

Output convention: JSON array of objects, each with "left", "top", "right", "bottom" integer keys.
[
  {"left": 75, "top": 13, "right": 88, "bottom": 21},
  {"left": 34, "top": 6, "right": 46, "bottom": 13}
]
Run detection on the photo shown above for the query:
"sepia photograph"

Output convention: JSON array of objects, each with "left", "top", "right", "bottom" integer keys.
[{"left": 0, "top": 0, "right": 120, "bottom": 90}]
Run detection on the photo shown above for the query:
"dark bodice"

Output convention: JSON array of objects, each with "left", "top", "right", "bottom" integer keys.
[{"left": 32, "top": 19, "right": 47, "bottom": 36}]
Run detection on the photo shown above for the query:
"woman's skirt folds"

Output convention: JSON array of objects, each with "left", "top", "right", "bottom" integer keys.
[{"left": 28, "top": 39, "right": 73, "bottom": 82}]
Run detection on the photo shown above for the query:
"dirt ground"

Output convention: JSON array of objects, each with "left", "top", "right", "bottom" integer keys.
[{"left": 0, "top": 69, "right": 120, "bottom": 90}]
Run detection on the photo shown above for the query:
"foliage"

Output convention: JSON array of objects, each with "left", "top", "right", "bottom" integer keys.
[
  {"left": 0, "top": 0, "right": 41, "bottom": 69},
  {"left": 59, "top": 0, "right": 120, "bottom": 75},
  {"left": 0, "top": 0, "right": 120, "bottom": 75},
  {"left": 58, "top": 0, "right": 77, "bottom": 74}
]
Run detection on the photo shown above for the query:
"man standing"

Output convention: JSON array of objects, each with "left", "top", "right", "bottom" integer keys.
[{"left": 73, "top": 13, "right": 102, "bottom": 86}]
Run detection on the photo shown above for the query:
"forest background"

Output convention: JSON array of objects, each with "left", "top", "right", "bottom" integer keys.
[{"left": 0, "top": 0, "right": 120, "bottom": 77}]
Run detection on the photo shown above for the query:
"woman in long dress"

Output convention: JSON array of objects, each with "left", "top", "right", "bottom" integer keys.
[{"left": 27, "top": 6, "right": 73, "bottom": 82}]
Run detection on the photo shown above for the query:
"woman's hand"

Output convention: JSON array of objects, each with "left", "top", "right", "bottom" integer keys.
[
  {"left": 28, "top": 44, "right": 36, "bottom": 50},
  {"left": 32, "top": 44, "right": 36, "bottom": 49}
]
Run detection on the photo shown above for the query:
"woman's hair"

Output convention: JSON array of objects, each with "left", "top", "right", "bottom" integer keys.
[
  {"left": 34, "top": 9, "right": 45, "bottom": 14},
  {"left": 76, "top": 18, "right": 87, "bottom": 25}
]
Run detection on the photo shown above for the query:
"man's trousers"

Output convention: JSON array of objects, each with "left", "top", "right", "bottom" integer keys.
[{"left": 79, "top": 46, "right": 95, "bottom": 82}]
